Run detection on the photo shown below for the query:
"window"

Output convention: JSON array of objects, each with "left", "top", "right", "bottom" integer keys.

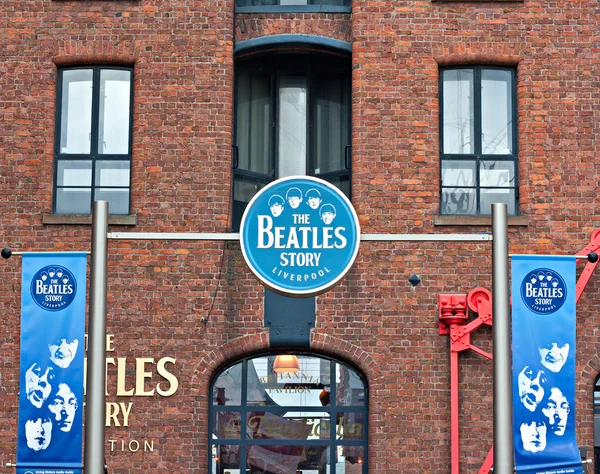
[
  {"left": 210, "top": 354, "right": 368, "bottom": 473},
  {"left": 237, "top": 0, "right": 349, "bottom": 5},
  {"left": 235, "top": 0, "right": 350, "bottom": 13},
  {"left": 233, "top": 52, "right": 351, "bottom": 230},
  {"left": 440, "top": 66, "right": 517, "bottom": 216},
  {"left": 54, "top": 67, "right": 133, "bottom": 215}
]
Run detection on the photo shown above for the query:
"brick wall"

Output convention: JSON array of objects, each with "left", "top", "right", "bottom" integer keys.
[{"left": 1, "top": 0, "right": 600, "bottom": 472}]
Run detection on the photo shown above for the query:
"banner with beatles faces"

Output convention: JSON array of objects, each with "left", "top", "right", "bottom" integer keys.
[
  {"left": 17, "top": 253, "right": 86, "bottom": 474},
  {"left": 512, "top": 255, "right": 581, "bottom": 474}
]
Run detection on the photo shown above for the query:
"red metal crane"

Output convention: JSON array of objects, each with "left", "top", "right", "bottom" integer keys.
[{"left": 438, "top": 229, "right": 600, "bottom": 474}]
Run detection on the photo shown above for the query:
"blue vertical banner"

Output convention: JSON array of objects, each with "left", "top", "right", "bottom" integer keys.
[
  {"left": 17, "top": 253, "right": 86, "bottom": 474},
  {"left": 512, "top": 255, "right": 581, "bottom": 474}
]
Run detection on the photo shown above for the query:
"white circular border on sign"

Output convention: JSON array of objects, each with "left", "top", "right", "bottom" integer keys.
[{"left": 239, "top": 175, "right": 361, "bottom": 297}]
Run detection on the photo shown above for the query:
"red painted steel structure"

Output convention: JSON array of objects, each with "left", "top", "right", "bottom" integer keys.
[{"left": 439, "top": 229, "right": 600, "bottom": 474}]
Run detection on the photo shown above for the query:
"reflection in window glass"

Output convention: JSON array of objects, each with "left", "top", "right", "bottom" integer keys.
[
  {"left": 60, "top": 70, "right": 93, "bottom": 155},
  {"left": 210, "top": 354, "right": 367, "bottom": 474},
  {"left": 55, "top": 189, "right": 92, "bottom": 215},
  {"left": 98, "top": 70, "right": 131, "bottom": 155},
  {"left": 482, "top": 69, "right": 512, "bottom": 155},
  {"left": 335, "top": 445, "right": 365, "bottom": 471},
  {"left": 441, "top": 188, "right": 476, "bottom": 216},
  {"left": 442, "top": 69, "right": 474, "bottom": 155},
  {"left": 336, "top": 364, "right": 365, "bottom": 406},
  {"left": 278, "top": 76, "right": 307, "bottom": 178},
  {"left": 95, "top": 161, "right": 130, "bottom": 187},
  {"left": 55, "top": 67, "right": 133, "bottom": 215},
  {"left": 440, "top": 66, "right": 517, "bottom": 216},
  {"left": 249, "top": 356, "right": 328, "bottom": 407},
  {"left": 480, "top": 161, "right": 514, "bottom": 188},
  {"left": 57, "top": 161, "right": 92, "bottom": 187},
  {"left": 211, "top": 444, "right": 241, "bottom": 473},
  {"left": 213, "top": 362, "right": 242, "bottom": 406},
  {"left": 441, "top": 161, "right": 476, "bottom": 187},
  {"left": 212, "top": 412, "right": 242, "bottom": 439}
]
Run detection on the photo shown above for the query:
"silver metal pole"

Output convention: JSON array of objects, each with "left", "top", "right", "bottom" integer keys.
[
  {"left": 84, "top": 201, "right": 109, "bottom": 474},
  {"left": 492, "top": 203, "right": 513, "bottom": 474}
]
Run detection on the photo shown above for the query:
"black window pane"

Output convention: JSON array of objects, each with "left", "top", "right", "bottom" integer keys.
[
  {"left": 313, "top": 74, "right": 349, "bottom": 174},
  {"left": 211, "top": 445, "right": 241, "bottom": 473},
  {"left": 56, "top": 189, "right": 92, "bottom": 214},
  {"left": 319, "top": 174, "right": 350, "bottom": 200},
  {"left": 232, "top": 175, "right": 270, "bottom": 231},
  {"left": 236, "top": 71, "right": 272, "bottom": 175},
  {"left": 233, "top": 54, "right": 351, "bottom": 229}
]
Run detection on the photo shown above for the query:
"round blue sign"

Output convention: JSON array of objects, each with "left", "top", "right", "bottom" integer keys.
[
  {"left": 240, "top": 176, "right": 360, "bottom": 297},
  {"left": 520, "top": 268, "right": 567, "bottom": 315},
  {"left": 30, "top": 265, "right": 78, "bottom": 311}
]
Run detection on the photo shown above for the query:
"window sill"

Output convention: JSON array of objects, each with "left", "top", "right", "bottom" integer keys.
[
  {"left": 433, "top": 0, "right": 522, "bottom": 2},
  {"left": 434, "top": 215, "right": 529, "bottom": 226},
  {"left": 236, "top": 5, "right": 351, "bottom": 13},
  {"left": 42, "top": 214, "right": 137, "bottom": 226}
]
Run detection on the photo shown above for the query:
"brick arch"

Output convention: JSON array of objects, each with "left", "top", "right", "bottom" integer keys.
[
  {"left": 191, "top": 331, "right": 379, "bottom": 471},
  {"left": 235, "top": 34, "right": 352, "bottom": 56},
  {"left": 311, "top": 331, "right": 381, "bottom": 384},
  {"left": 433, "top": 43, "right": 521, "bottom": 67},
  {"left": 52, "top": 39, "right": 139, "bottom": 66},
  {"left": 192, "top": 330, "right": 380, "bottom": 391},
  {"left": 190, "top": 330, "right": 270, "bottom": 393},
  {"left": 577, "top": 353, "right": 600, "bottom": 454},
  {"left": 582, "top": 353, "right": 600, "bottom": 387}
]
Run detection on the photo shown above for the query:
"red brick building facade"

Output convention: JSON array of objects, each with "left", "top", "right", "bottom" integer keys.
[{"left": 1, "top": 0, "right": 600, "bottom": 473}]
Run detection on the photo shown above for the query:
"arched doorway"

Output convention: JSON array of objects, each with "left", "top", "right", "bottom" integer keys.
[{"left": 210, "top": 353, "right": 368, "bottom": 473}]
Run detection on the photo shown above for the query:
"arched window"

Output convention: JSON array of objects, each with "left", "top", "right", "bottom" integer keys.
[
  {"left": 210, "top": 353, "right": 368, "bottom": 473},
  {"left": 232, "top": 49, "right": 352, "bottom": 230}
]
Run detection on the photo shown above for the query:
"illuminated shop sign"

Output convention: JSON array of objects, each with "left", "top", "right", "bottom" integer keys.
[{"left": 240, "top": 176, "right": 360, "bottom": 297}]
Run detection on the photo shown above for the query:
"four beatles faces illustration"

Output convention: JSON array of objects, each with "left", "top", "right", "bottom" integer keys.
[
  {"left": 269, "top": 188, "right": 338, "bottom": 225},
  {"left": 22, "top": 335, "right": 80, "bottom": 453},
  {"left": 516, "top": 338, "right": 572, "bottom": 455}
]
